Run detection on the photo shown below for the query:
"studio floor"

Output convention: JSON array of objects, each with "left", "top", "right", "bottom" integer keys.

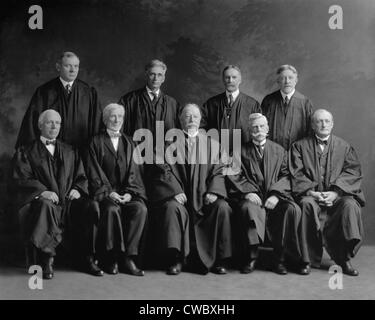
[{"left": 0, "top": 246, "right": 374, "bottom": 300}]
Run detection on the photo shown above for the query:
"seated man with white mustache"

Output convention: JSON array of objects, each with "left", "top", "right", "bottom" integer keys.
[
  {"left": 227, "top": 113, "right": 306, "bottom": 275},
  {"left": 149, "top": 103, "right": 232, "bottom": 275}
]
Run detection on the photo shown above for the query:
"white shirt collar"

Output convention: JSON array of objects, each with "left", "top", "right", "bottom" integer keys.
[
  {"left": 146, "top": 86, "right": 160, "bottom": 98},
  {"left": 107, "top": 128, "right": 121, "bottom": 137},
  {"left": 315, "top": 134, "right": 330, "bottom": 141},
  {"left": 59, "top": 77, "right": 74, "bottom": 88},
  {"left": 280, "top": 89, "right": 295, "bottom": 101},
  {"left": 40, "top": 136, "right": 56, "bottom": 155},
  {"left": 40, "top": 136, "right": 56, "bottom": 144},
  {"left": 252, "top": 139, "right": 266, "bottom": 146},
  {"left": 183, "top": 129, "right": 199, "bottom": 138},
  {"left": 226, "top": 89, "right": 240, "bottom": 102}
]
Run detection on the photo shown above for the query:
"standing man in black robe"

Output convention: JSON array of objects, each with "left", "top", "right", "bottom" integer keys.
[
  {"left": 227, "top": 113, "right": 306, "bottom": 275},
  {"left": 289, "top": 109, "right": 365, "bottom": 276},
  {"left": 149, "top": 103, "right": 232, "bottom": 275},
  {"left": 201, "top": 65, "right": 261, "bottom": 153},
  {"left": 16, "top": 51, "right": 102, "bottom": 151},
  {"left": 84, "top": 103, "right": 148, "bottom": 276},
  {"left": 118, "top": 59, "right": 179, "bottom": 139},
  {"left": 261, "top": 64, "right": 313, "bottom": 150},
  {"left": 12, "top": 109, "right": 103, "bottom": 279}
]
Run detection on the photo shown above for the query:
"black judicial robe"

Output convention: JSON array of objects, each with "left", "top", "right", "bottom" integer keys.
[
  {"left": 118, "top": 87, "right": 180, "bottom": 138},
  {"left": 289, "top": 135, "right": 365, "bottom": 264},
  {"left": 84, "top": 132, "right": 147, "bottom": 255},
  {"left": 12, "top": 139, "right": 88, "bottom": 253},
  {"left": 201, "top": 92, "right": 261, "bottom": 148},
  {"left": 289, "top": 135, "right": 365, "bottom": 205},
  {"left": 227, "top": 140, "right": 297, "bottom": 245},
  {"left": 149, "top": 133, "right": 229, "bottom": 268},
  {"left": 16, "top": 78, "right": 102, "bottom": 150},
  {"left": 261, "top": 90, "right": 313, "bottom": 150},
  {"left": 84, "top": 132, "right": 146, "bottom": 202}
]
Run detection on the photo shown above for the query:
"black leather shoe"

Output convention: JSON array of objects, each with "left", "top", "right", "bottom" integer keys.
[
  {"left": 212, "top": 265, "right": 227, "bottom": 275},
  {"left": 167, "top": 262, "right": 182, "bottom": 275},
  {"left": 274, "top": 262, "right": 288, "bottom": 275},
  {"left": 241, "top": 259, "right": 256, "bottom": 274},
  {"left": 43, "top": 257, "right": 54, "bottom": 280},
  {"left": 105, "top": 262, "right": 118, "bottom": 275},
  {"left": 298, "top": 264, "right": 311, "bottom": 275},
  {"left": 340, "top": 261, "right": 359, "bottom": 276},
  {"left": 119, "top": 257, "right": 144, "bottom": 276},
  {"left": 85, "top": 257, "right": 104, "bottom": 276}
]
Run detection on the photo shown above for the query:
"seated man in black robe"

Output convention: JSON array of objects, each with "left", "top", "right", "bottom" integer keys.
[
  {"left": 16, "top": 51, "right": 102, "bottom": 152},
  {"left": 261, "top": 64, "right": 313, "bottom": 150},
  {"left": 227, "top": 113, "right": 306, "bottom": 275},
  {"left": 148, "top": 103, "right": 232, "bottom": 275},
  {"left": 12, "top": 109, "right": 103, "bottom": 279},
  {"left": 201, "top": 65, "right": 261, "bottom": 153},
  {"left": 289, "top": 109, "right": 365, "bottom": 276},
  {"left": 84, "top": 103, "right": 147, "bottom": 276}
]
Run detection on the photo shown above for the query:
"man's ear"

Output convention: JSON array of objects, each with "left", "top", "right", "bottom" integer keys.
[{"left": 56, "top": 62, "right": 61, "bottom": 72}]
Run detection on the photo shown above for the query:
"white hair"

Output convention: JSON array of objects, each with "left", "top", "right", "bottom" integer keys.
[
  {"left": 145, "top": 59, "right": 167, "bottom": 72},
  {"left": 276, "top": 64, "right": 298, "bottom": 76},
  {"left": 249, "top": 113, "right": 267, "bottom": 125},
  {"left": 38, "top": 109, "right": 61, "bottom": 127},
  {"left": 102, "top": 103, "right": 125, "bottom": 124}
]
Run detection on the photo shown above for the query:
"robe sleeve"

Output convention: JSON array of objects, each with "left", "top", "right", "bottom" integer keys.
[
  {"left": 200, "top": 100, "right": 209, "bottom": 130},
  {"left": 289, "top": 142, "right": 318, "bottom": 197},
  {"left": 225, "top": 167, "right": 259, "bottom": 199},
  {"left": 71, "top": 149, "right": 89, "bottom": 197},
  {"left": 206, "top": 162, "right": 227, "bottom": 199},
  {"left": 305, "top": 98, "right": 314, "bottom": 137},
  {"left": 148, "top": 163, "right": 184, "bottom": 203},
  {"left": 89, "top": 87, "right": 103, "bottom": 138},
  {"left": 83, "top": 140, "right": 113, "bottom": 201},
  {"left": 268, "top": 151, "right": 293, "bottom": 201},
  {"left": 15, "top": 90, "right": 43, "bottom": 148},
  {"left": 330, "top": 146, "right": 365, "bottom": 206},
  {"left": 118, "top": 94, "right": 134, "bottom": 137},
  {"left": 122, "top": 142, "right": 147, "bottom": 201},
  {"left": 12, "top": 147, "right": 48, "bottom": 208}
]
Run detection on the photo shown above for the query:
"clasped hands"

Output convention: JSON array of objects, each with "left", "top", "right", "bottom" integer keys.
[
  {"left": 174, "top": 192, "right": 218, "bottom": 205},
  {"left": 110, "top": 192, "right": 132, "bottom": 204},
  {"left": 307, "top": 190, "right": 338, "bottom": 207},
  {"left": 244, "top": 193, "right": 279, "bottom": 210},
  {"left": 40, "top": 189, "right": 81, "bottom": 204}
]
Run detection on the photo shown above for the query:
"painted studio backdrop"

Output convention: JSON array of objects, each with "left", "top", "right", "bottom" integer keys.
[{"left": 0, "top": 0, "right": 374, "bottom": 243}]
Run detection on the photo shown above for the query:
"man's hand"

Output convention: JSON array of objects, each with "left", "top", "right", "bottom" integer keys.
[
  {"left": 110, "top": 191, "right": 122, "bottom": 204},
  {"left": 40, "top": 191, "right": 59, "bottom": 204},
  {"left": 119, "top": 193, "right": 132, "bottom": 204},
  {"left": 204, "top": 193, "right": 218, "bottom": 205},
  {"left": 244, "top": 193, "right": 262, "bottom": 206},
  {"left": 264, "top": 195, "right": 279, "bottom": 210},
  {"left": 320, "top": 191, "right": 338, "bottom": 207},
  {"left": 174, "top": 193, "right": 187, "bottom": 205},
  {"left": 307, "top": 190, "right": 325, "bottom": 202},
  {"left": 68, "top": 189, "right": 81, "bottom": 200}
]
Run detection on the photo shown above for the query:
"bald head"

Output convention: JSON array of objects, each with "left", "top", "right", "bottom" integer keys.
[
  {"left": 38, "top": 109, "right": 61, "bottom": 140},
  {"left": 311, "top": 109, "right": 334, "bottom": 138}
]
